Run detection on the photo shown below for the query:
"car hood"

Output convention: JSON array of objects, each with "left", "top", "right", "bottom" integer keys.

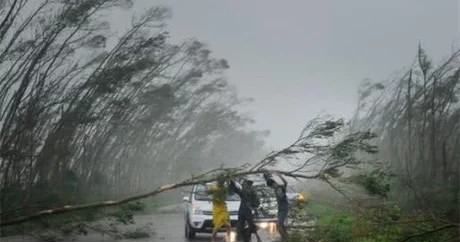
[{"left": 193, "top": 200, "right": 240, "bottom": 213}]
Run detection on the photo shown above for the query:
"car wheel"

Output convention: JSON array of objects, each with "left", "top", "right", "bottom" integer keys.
[{"left": 185, "top": 219, "right": 196, "bottom": 239}]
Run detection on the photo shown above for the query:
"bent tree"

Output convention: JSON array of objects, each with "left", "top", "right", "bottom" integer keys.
[
  {"left": 0, "top": 0, "right": 378, "bottom": 235},
  {"left": 352, "top": 47, "right": 460, "bottom": 240},
  {"left": 1, "top": 116, "right": 378, "bottom": 227},
  {"left": 0, "top": 0, "right": 268, "bottom": 226}
]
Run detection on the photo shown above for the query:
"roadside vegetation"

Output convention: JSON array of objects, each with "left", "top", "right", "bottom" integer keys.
[
  {"left": 288, "top": 47, "right": 460, "bottom": 242},
  {"left": 0, "top": 0, "right": 266, "bottom": 238},
  {"left": 0, "top": 1, "right": 458, "bottom": 242}
]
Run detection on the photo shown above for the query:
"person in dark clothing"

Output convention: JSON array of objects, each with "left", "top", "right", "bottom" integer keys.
[
  {"left": 264, "top": 172, "right": 289, "bottom": 242},
  {"left": 229, "top": 179, "right": 261, "bottom": 242}
]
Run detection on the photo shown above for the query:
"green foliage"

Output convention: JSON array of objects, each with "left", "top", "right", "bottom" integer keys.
[
  {"left": 2, "top": 202, "right": 149, "bottom": 239},
  {"left": 355, "top": 46, "right": 460, "bottom": 230},
  {"left": 290, "top": 201, "right": 458, "bottom": 242},
  {"left": 289, "top": 201, "right": 355, "bottom": 242},
  {"left": 303, "top": 201, "right": 340, "bottom": 218},
  {"left": 349, "top": 169, "right": 391, "bottom": 198},
  {"left": 309, "top": 119, "right": 344, "bottom": 138},
  {"left": 288, "top": 230, "right": 310, "bottom": 242},
  {"left": 122, "top": 229, "right": 151, "bottom": 239},
  {"left": 139, "top": 198, "right": 164, "bottom": 214},
  {"left": 1, "top": 1, "right": 266, "bottom": 233},
  {"left": 109, "top": 202, "right": 145, "bottom": 224},
  {"left": 313, "top": 214, "right": 354, "bottom": 242},
  {"left": 122, "top": 201, "right": 146, "bottom": 212}
]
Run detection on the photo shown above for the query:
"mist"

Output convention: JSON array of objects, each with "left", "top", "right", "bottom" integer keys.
[{"left": 0, "top": 1, "right": 459, "bottom": 242}]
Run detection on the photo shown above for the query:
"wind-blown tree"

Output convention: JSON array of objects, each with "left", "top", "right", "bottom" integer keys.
[
  {"left": 0, "top": 0, "right": 266, "bottom": 224},
  {"left": 0, "top": 2, "right": 398, "bottom": 240},
  {"left": 352, "top": 46, "right": 460, "bottom": 222},
  {"left": 0, "top": 115, "right": 379, "bottom": 228}
]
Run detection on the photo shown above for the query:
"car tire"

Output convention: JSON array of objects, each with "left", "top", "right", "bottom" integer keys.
[{"left": 185, "top": 219, "right": 196, "bottom": 239}]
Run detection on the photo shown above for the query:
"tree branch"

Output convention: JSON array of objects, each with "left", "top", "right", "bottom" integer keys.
[
  {"left": 0, "top": 117, "right": 375, "bottom": 227},
  {"left": 399, "top": 224, "right": 459, "bottom": 242},
  {"left": 0, "top": 168, "right": 319, "bottom": 227}
]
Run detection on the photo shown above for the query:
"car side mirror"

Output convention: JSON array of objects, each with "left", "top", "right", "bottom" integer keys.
[{"left": 183, "top": 196, "right": 190, "bottom": 202}]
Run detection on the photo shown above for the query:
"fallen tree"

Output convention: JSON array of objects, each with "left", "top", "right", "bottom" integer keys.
[{"left": 0, "top": 117, "right": 378, "bottom": 227}]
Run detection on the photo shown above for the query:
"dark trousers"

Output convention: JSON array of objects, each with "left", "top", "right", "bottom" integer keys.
[
  {"left": 236, "top": 210, "right": 256, "bottom": 242},
  {"left": 277, "top": 205, "right": 289, "bottom": 241}
]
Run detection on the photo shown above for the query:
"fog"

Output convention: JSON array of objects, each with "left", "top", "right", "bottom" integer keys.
[
  {"left": 126, "top": 0, "right": 460, "bottom": 148},
  {"left": 1, "top": 1, "right": 459, "bottom": 241}
]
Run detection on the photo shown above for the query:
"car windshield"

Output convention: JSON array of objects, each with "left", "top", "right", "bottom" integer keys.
[{"left": 194, "top": 184, "right": 240, "bottom": 201}]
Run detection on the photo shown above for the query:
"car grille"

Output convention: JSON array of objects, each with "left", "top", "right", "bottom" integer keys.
[
  {"left": 203, "top": 210, "right": 239, "bottom": 216},
  {"left": 203, "top": 219, "right": 238, "bottom": 228}
]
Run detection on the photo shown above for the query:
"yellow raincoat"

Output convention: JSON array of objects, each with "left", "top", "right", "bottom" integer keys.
[{"left": 208, "top": 184, "right": 230, "bottom": 231}]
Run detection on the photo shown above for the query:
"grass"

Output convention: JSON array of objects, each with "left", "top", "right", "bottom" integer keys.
[
  {"left": 122, "top": 229, "right": 151, "bottom": 239},
  {"left": 139, "top": 197, "right": 172, "bottom": 214},
  {"left": 303, "top": 199, "right": 344, "bottom": 218}
]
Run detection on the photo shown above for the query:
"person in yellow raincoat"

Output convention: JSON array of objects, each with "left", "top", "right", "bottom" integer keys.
[{"left": 207, "top": 177, "right": 231, "bottom": 242}]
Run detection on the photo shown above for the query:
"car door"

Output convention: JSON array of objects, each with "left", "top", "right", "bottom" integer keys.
[{"left": 184, "top": 186, "right": 194, "bottom": 222}]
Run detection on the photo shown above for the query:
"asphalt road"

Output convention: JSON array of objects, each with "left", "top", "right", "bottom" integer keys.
[
  {"left": 2, "top": 212, "right": 280, "bottom": 242},
  {"left": 145, "top": 213, "right": 279, "bottom": 242}
]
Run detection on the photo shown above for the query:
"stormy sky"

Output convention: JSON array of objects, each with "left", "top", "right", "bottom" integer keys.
[{"left": 116, "top": 0, "right": 459, "bottom": 148}]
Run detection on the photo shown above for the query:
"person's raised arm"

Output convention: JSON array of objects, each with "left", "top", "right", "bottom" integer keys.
[
  {"left": 277, "top": 173, "right": 288, "bottom": 188},
  {"left": 229, "top": 180, "right": 242, "bottom": 196},
  {"left": 263, "top": 173, "right": 271, "bottom": 185}
]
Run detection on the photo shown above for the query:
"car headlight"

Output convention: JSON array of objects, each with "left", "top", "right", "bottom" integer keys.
[
  {"left": 297, "top": 193, "right": 305, "bottom": 201},
  {"left": 258, "top": 222, "right": 269, "bottom": 229},
  {"left": 297, "top": 192, "right": 310, "bottom": 204},
  {"left": 193, "top": 207, "right": 204, "bottom": 215},
  {"left": 257, "top": 222, "right": 276, "bottom": 233}
]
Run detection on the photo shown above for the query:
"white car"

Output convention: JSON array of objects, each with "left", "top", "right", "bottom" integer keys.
[
  {"left": 183, "top": 183, "right": 240, "bottom": 239},
  {"left": 183, "top": 180, "right": 301, "bottom": 239}
]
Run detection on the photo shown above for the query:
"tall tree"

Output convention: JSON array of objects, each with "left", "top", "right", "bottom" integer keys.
[
  {"left": 0, "top": 0, "right": 266, "bottom": 223},
  {"left": 353, "top": 47, "right": 460, "bottom": 221}
]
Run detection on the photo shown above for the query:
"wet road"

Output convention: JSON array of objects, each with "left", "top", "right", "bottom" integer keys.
[
  {"left": 142, "top": 213, "right": 279, "bottom": 242},
  {"left": 2, "top": 212, "right": 280, "bottom": 242}
]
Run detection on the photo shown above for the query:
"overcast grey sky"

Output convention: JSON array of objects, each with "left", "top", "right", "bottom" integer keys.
[{"left": 124, "top": 1, "right": 459, "bottom": 148}]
